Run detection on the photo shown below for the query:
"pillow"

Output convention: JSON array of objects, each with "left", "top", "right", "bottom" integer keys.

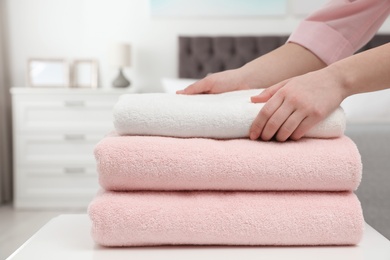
[
  {"left": 341, "top": 89, "right": 390, "bottom": 123},
  {"left": 161, "top": 77, "right": 198, "bottom": 94}
]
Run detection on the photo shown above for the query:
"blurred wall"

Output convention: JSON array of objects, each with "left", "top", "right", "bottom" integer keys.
[{"left": 4, "top": 0, "right": 390, "bottom": 92}]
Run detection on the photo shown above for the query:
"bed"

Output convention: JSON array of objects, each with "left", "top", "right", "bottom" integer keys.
[{"left": 176, "top": 35, "right": 390, "bottom": 239}]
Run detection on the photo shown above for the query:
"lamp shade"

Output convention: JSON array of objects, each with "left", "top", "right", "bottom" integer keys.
[{"left": 109, "top": 43, "right": 131, "bottom": 68}]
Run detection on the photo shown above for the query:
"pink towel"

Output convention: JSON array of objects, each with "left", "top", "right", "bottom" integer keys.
[
  {"left": 88, "top": 191, "right": 364, "bottom": 246},
  {"left": 95, "top": 133, "right": 362, "bottom": 191}
]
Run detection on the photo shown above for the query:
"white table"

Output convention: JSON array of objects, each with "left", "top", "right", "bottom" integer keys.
[{"left": 7, "top": 214, "right": 390, "bottom": 260}]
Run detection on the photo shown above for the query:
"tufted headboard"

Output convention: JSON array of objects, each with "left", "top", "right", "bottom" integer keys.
[
  {"left": 178, "top": 36, "right": 288, "bottom": 79},
  {"left": 178, "top": 35, "right": 390, "bottom": 79}
]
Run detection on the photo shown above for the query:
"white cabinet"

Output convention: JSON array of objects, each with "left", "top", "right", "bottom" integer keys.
[{"left": 11, "top": 87, "right": 132, "bottom": 208}]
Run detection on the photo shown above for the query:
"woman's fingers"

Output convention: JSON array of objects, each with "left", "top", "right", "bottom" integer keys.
[
  {"left": 260, "top": 100, "right": 295, "bottom": 141},
  {"left": 250, "top": 90, "right": 272, "bottom": 103},
  {"left": 176, "top": 80, "right": 208, "bottom": 95},
  {"left": 249, "top": 80, "right": 291, "bottom": 140},
  {"left": 249, "top": 94, "right": 284, "bottom": 140},
  {"left": 251, "top": 79, "right": 289, "bottom": 103},
  {"left": 275, "top": 111, "right": 306, "bottom": 142},
  {"left": 178, "top": 69, "right": 244, "bottom": 95},
  {"left": 290, "top": 116, "right": 320, "bottom": 140}
]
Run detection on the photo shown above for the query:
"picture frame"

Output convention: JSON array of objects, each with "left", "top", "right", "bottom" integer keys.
[
  {"left": 71, "top": 59, "right": 98, "bottom": 88},
  {"left": 27, "top": 59, "right": 69, "bottom": 88}
]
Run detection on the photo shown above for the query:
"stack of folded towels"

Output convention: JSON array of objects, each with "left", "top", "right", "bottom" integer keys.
[{"left": 88, "top": 89, "right": 364, "bottom": 246}]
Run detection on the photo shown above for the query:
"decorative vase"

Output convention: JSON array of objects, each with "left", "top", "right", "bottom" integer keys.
[{"left": 112, "top": 68, "right": 130, "bottom": 88}]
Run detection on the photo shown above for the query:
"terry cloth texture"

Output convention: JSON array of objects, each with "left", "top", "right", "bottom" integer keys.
[
  {"left": 113, "top": 89, "right": 346, "bottom": 139},
  {"left": 95, "top": 133, "right": 362, "bottom": 191},
  {"left": 88, "top": 190, "right": 364, "bottom": 246}
]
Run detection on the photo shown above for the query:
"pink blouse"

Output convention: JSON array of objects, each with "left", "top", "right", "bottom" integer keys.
[{"left": 288, "top": 0, "right": 390, "bottom": 65}]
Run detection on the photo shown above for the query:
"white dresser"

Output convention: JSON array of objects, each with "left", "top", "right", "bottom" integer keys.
[{"left": 11, "top": 87, "right": 134, "bottom": 208}]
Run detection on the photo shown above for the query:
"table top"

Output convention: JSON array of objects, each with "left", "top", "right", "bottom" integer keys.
[{"left": 7, "top": 214, "right": 390, "bottom": 260}]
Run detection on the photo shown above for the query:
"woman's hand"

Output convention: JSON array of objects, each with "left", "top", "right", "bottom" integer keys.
[
  {"left": 176, "top": 68, "right": 251, "bottom": 95},
  {"left": 177, "top": 43, "right": 327, "bottom": 95},
  {"left": 249, "top": 67, "right": 347, "bottom": 142}
]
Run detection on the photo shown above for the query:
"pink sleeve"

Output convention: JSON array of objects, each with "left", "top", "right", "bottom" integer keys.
[{"left": 288, "top": 0, "right": 390, "bottom": 65}]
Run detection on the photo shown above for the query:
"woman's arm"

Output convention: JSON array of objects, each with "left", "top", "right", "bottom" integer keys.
[
  {"left": 249, "top": 42, "right": 390, "bottom": 142},
  {"left": 179, "top": 0, "right": 390, "bottom": 95},
  {"left": 177, "top": 42, "right": 325, "bottom": 95},
  {"left": 332, "top": 42, "right": 390, "bottom": 96},
  {"left": 239, "top": 42, "right": 327, "bottom": 90},
  {"left": 288, "top": 0, "right": 390, "bottom": 65}
]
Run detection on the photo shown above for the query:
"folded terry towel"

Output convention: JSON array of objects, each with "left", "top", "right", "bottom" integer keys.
[
  {"left": 113, "top": 89, "right": 346, "bottom": 139},
  {"left": 88, "top": 191, "right": 364, "bottom": 246},
  {"left": 95, "top": 133, "right": 361, "bottom": 191}
]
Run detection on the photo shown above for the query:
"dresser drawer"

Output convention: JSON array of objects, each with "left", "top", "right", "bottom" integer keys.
[
  {"left": 15, "top": 165, "right": 99, "bottom": 198},
  {"left": 19, "top": 164, "right": 97, "bottom": 177},
  {"left": 11, "top": 88, "right": 132, "bottom": 208},
  {"left": 13, "top": 99, "right": 116, "bottom": 133},
  {"left": 16, "top": 133, "right": 102, "bottom": 165}
]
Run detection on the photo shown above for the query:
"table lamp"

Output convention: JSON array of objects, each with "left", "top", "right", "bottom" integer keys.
[{"left": 110, "top": 43, "right": 131, "bottom": 88}]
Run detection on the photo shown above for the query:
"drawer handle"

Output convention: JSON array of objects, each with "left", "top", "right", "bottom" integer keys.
[
  {"left": 64, "top": 167, "right": 86, "bottom": 174},
  {"left": 64, "top": 134, "right": 85, "bottom": 141},
  {"left": 64, "top": 101, "right": 85, "bottom": 107}
]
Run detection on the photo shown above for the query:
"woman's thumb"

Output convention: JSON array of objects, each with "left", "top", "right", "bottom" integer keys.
[{"left": 250, "top": 80, "right": 288, "bottom": 103}]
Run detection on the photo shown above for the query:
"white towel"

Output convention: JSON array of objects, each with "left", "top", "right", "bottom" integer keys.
[{"left": 113, "top": 89, "right": 346, "bottom": 139}]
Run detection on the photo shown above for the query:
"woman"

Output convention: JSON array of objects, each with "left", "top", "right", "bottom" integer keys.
[{"left": 178, "top": 0, "right": 390, "bottom": 141}]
